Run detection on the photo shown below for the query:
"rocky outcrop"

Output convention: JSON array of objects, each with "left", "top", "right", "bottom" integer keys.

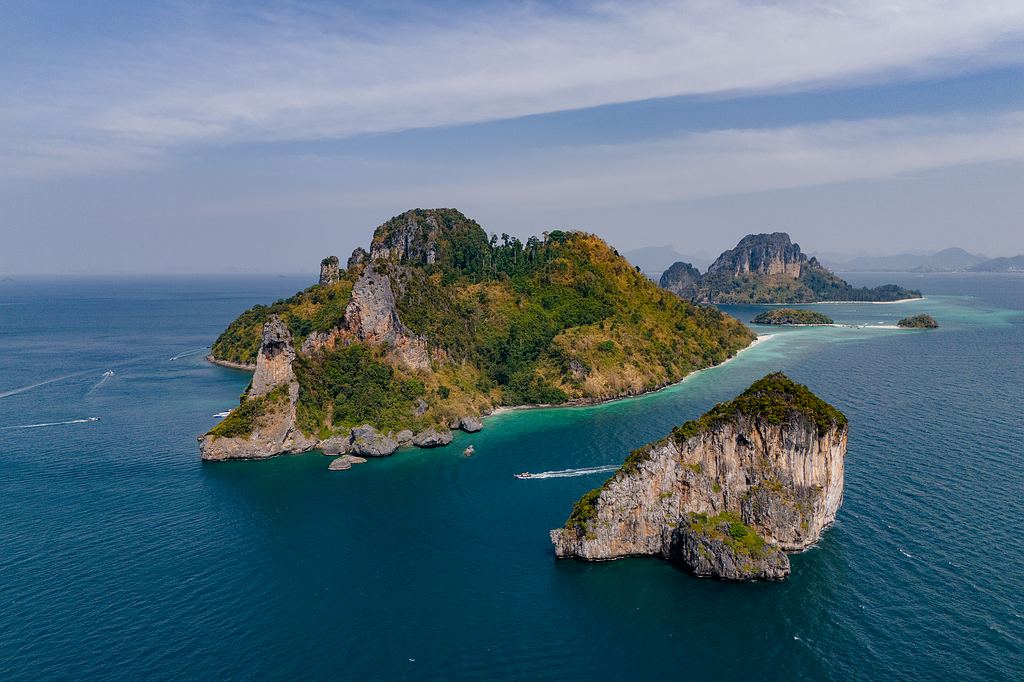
[
  {"left": 250, "top": 315, "right": 296, "bottom": 397},
  {"left": 670, "top": 514, "right": 790, "bottom": 580},
  {"left": 349, "top": 425, "right": 400, "bottom": 457},
  {"left": 302, "top": 262, "right": 432, "bottom": 371},
  {"left": 706, "top": 232, "right": 805, "bottom": 279},
  {"left": 370, "top": 212, "right": 441, "bottom": 265},
  {"left": 457, "top": 416, "right": 483, "bottom": 433},
  {"left": 347, "top": 247, "right": 369, "bottom": 270},
  {"left": 550, "top": 373, "right": 847, "bottom": 580},
  {"left": 319, "top": 256, "right": 341, "bottom": 285},
  {"left": 329, "top": 454, "right": 367, "bottom": 471},
  {"left": 659, "top": 261, "right": 702, "bottom": 300},
  {"left": 412, "top": 428, "right": 453, "bottom": 448},
  {"left": 199, "top": 316, "right": 316, "bottom": 460}
]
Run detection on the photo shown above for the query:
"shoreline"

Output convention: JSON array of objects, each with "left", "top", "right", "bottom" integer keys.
[
  {"left": 807, "top": 297, "right": 924, "bottom": 305},
  {"left": 206, "top": 355, "right": 256, "bottom": 371},
  {"left": 753, "top": 296, "right": 924, "bottom": 306},
  {"left": 488, "top": 333, "right": 775, "bottom": 418}
]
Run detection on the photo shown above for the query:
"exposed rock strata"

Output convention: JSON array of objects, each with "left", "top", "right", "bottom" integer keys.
[{"left": 550, "top": 374, "right": 847, "bottom": 581}]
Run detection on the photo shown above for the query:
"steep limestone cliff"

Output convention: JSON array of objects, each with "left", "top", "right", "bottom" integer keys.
[
  {"left": 200, "top": 316, "right": 316, "bottom": 460},
  {"left": 319, "top": 256, "right": 341, "bottom": 285},
  {"left": 550, "top": 373, "right": 847, "bottom": 580},
  {"left": 706, "top": 232, "right": 805, "bottom": 279}
]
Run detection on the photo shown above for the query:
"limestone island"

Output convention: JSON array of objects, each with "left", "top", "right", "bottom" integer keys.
[
  {"left": 752, "top": 308, "right": 833, "bottom": 325},
  {"left": 660, "top": 232, "right": 922, "bottom": 304},
  {"left": 200, "top": 209, "right": 755, "bottom": 461},
  {"left": 897, "top": 314, "right": 939, "bottom": 329},
  {"left": 550, "top": 373, "right": 847, "bottom": 581}
]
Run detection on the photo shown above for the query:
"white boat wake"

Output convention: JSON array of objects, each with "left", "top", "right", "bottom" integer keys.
[
  {"left": 87, "top": 370, "right": 115, "bottom": 393},
  {"left": 169, "top": 348, "right": 208, "bottom": 361},
  {"left": 518, "top": 465, "right": 619, "bottom": 479},
  {"left": 1, "top": 417, "right": 100, "bottom": 430},
  {"left": 0, "top": 369, "right": 99, "bottom": 399}
]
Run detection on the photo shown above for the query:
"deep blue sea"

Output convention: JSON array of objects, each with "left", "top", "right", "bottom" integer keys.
[{"left": 1, "top": 273, "right": 1022, "bottom": 680}]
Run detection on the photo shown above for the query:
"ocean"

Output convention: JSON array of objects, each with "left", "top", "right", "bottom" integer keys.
[{"left": 1, "top": 273, "right": 1021, "bottom": 680}]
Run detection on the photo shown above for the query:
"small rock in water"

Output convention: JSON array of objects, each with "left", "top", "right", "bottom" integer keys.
[{"left": 328, "top": 454, "right": 368, "bottom": 471}]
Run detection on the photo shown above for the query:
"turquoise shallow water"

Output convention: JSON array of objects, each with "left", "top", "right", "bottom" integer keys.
[{"left": 0, "top": 273, "right": 1022, "bottom": 680}]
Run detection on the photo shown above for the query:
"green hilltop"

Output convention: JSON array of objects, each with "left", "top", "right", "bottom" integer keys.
[{"left": 209, "top": 209, "right": 755, "bottom": 439}]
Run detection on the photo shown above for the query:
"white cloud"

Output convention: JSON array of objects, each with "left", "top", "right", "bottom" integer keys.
[
  {"left": 183, "top": 110, "right": 1024, "bottom": 214},
  {"left": 3, "top": 0, "right": 1024, "bottom": 176}
]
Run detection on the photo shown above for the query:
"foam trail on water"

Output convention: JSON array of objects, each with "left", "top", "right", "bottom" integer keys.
[
  {"left": 0, "top": 369, "right": 98, "bottom": 399},
  {"left": 1, "top": 417, "right": 100, "bottom": 430},
  {"left": 521, "top": 465, "right": 619, "bottom": 479},
  {"left": 169, "top": 348, "right": 208, "bottom": 361},
  {"left": 87, "top": 373, "right": 112, "bottom": 394}
]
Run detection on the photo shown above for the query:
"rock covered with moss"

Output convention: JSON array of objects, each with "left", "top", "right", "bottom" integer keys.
[
  {"left": 897, "top": 314, "right": 938, "bottom": 328},
  {"left": 671, "top": 512, "right": 790, "bottom": 580},
  {"left": 550, "top": 373, "right": 847, "bottom": 581},
  {"left": 752, "top": 308, "right": 833, "bottom": 325}
]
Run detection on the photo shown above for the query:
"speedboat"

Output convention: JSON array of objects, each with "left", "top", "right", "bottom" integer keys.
[
  {"left": 463, "top": 445, "right": 475, "bottom": 457},
  {"left": 514, "top": 472, "right": 532, "bottom": 479},
  {"left": 102, "top": 370, "right": 114, "bottom": 378},
  {"left": 213, "top": 411, "right": 231, "bottom": 418}
]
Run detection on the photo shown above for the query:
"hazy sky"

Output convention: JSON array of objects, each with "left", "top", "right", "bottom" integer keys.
[{"left": 3, "top": 0, "right": 1024, "bottom": 275}]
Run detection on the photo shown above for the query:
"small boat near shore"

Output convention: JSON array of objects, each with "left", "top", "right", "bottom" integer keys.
[
  {"left": 463, "top": 445, "right": 475, "bottom": 457},
  {"left": 213, "top": 411, "right": 231, "bottom": 418}
]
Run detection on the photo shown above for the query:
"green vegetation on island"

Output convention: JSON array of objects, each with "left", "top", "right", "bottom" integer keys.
[
  {"left": 685, "top": 511, "right": 768, "bottom": 559},
  {"left": 207, "top": 384, "right": 289, "bottom": 439},
  {"left": 897, "top": 314, "right": 939, "bottom": 329},
  {"left": 209, "top": 209, "right": 755, "bottom": 440},
  {"left": 612, "top": 373, "right": 846, "bottom": 487},
  {"left": 752, "top": 308, "right": 833, "bottom": 325}
]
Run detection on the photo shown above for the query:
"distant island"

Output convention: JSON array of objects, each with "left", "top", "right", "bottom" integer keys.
[
  {"left": 752, "top": 309, "right": 833, "bottom": 325},
  {"left": 659, "top": 232, "right": 922, "bottom": 304},
  {"left": 824, "top": 246, "right": 989, "bottom": 273},
  {"left": 551, "top": 373, "right": 848, "bottom": 580},
  {"left": 897, "top": 314, "right": 938, "bottom": 329},
  {"left": 201, "top": 209, "right": 755, "bottom": 461},
  {"left": 968, "top": 255, "right": 1024, "bottom": 273}
]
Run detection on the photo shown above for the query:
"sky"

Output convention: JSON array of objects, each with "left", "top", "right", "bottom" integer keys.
[{"left": 2, "top": 0, "right": 1024, "bottom": 275}]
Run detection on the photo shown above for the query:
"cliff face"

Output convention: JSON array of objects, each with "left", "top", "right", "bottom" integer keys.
[
  {"left": 319, "top": 256, "right": 341, "bottom": 285},
  {"left": 706, "top": 232, "right": 805, "bottom": 279},
  {"left": 550, "top": 374, "right": 847, "bottom": 580},
  {"left": 200, "top": 316, "right": 316, "bottom": 461},
  {"left": 301, "top": 262, "right": 432, "bottom": 370}
]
